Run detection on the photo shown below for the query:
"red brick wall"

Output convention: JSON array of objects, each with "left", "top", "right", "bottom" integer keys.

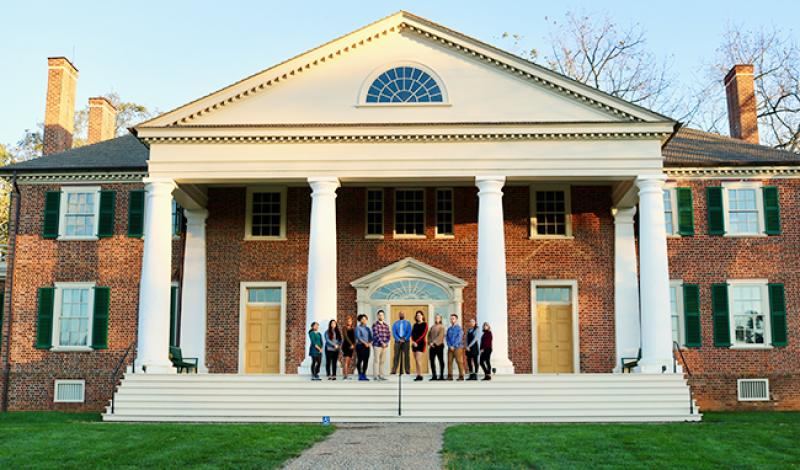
[
  {"left": 205, "top": 185, "right": 615, "bottom": 376},
  {"left": 668, "top": 178, "right": 800, "bottom": 410},
  {"left": 2, "top": 182, "right": 148, "bottom": 411}
]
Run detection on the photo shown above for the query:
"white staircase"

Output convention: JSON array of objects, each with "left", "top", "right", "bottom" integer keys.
[{"left": 103, "top": 373, "right": 701, "bottom": 423}]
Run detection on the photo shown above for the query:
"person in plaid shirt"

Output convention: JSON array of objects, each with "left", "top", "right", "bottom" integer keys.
[{"left": 372, "top": 310, "right": 391, "bottom": 380}]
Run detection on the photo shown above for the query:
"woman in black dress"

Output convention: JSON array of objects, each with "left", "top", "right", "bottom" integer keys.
[
  {"left": 411, "top": 310, "right": 429, "bottom": 381},
  {"left": 341, "top": 316, "right": 356, "bottom": 380}
]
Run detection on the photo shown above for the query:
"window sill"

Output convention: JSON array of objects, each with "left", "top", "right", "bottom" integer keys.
[
  {"left": 57, "top": 236, "right": 99, "bottom": 241},
  {"left": 51, "top": 346, "right": 93, "bottom": 352},
  {"left": 365, "top": 234, "right": 385, "bottom": 240},
  {"left": 529, "top": 235, "right": 574, "bottom": 240},
  {"left": 244, "top": 236, "right": 287, "bottom": 241},
  {"left": 729, "top": 345, "right": 773, "bottom": 350},
  {"left": 393, "top": 234, "right": 427, "bottom": 240},
  {"left": 723, "top": 233, "right": 768, "bottom": 238},
  {"left": 355, "top": 103, "right": 451, "bottom": 108},
  {"left": 435, "top": 234, "right": 455, "bottom": 239}
]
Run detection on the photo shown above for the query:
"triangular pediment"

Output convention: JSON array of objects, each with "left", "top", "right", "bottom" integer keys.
[
  {"left": 138, "top": 12, "right": 672, "bottom": 130},
  {"left": 350, "top": 257, "right": 467, "bottom": 289}
]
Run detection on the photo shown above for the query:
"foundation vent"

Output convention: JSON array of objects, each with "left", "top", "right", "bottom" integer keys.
[
  {"left": 737, "top": 378, "right": 770, "bottom": 401},
  {"left": 54, "top": 380, "right": 85, "bottom": 403}
]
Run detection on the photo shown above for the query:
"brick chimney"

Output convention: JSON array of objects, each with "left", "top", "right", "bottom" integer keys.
[
  {"left": 724, "top": 64, "right": 759, "bottom": 144},
  {"left": 88, "top": 97, "right": 117, "bottom": 144},
  {"left": 43, "top": 57, "right": 79, "bottom": 155}
]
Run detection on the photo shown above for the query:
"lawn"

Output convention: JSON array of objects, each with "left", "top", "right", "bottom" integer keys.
[
  {"left": 443, "top": 412, "right": 800, "bottom": 470},
  {"left": 0, "top": 412, "right": 333, "bottom": 470}
]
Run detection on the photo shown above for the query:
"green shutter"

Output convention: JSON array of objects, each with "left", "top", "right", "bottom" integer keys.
[
  {"left": 711, "top": 283, "right": 731, "bottom": 347},
  {"left": 42, "top": 191, "right": 61, "bottom": 239},
  {"left": 706, "top": 187, "right": 725, "bottom": 236},
  {"left": 169, "top": 285, "right": 179, "bottom": 348},
  {"left": 127, "top": 190, "right": 145, "bottom": 238},
  {"left": 91, "top": 287, "right": 110, "bottom": 350},
  {"left": 768, "top": 283, "right": 787, "bottom": 347},
  {"left": 763, "top": 186, "right": 781, "bottom": 235},
  {"left": 36, "top": 287, "right": 55, "bottom": 349},
  {"left": 683, "top": 284, "right": 702, "bottom": 347},
  {"left": 676, "top": 187, "right": 695, "bottom": 236},
  {"left": 97, "top": 191, "right": 116, "bottom": 238}
]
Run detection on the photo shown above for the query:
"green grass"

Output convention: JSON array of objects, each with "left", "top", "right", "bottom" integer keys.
[
  {"left": 443, "top": 412, "right": 800, "bottom": 470},
  {"left": 0, "top": 412, "right": 334, "bottom": 470}
]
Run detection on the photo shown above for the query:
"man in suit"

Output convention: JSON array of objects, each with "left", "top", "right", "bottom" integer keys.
[{"left": 391, "top": 311, "right": 412, "bottom": 374}]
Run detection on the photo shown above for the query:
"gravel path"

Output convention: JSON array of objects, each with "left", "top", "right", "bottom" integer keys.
[{"left": 282, "top": 423, "right": 447, "bottom": 470}]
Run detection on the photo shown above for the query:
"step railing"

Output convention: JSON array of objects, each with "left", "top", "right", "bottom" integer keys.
[
  {"left": 109, "top": 341, "right": 137, "bottom": 414},
  {"left": 673, "top": 341, "right": 694, "bottom": 415}
]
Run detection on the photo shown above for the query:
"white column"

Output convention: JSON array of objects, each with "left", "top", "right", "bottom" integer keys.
[
  {"left": 136, "top": 177, "right": 176, "bottom": 373},
  {"left": 636, "top": 175, "right": 673, "bottom": 373},
  {"left": 475, "top": 176, "right": 514, "bottom": 374},
  {"left": 179, "top": 209, "right": 209, "bottom": 373},
  {"left": 612, "top": 207, "right": 641, "bottom": 372},
  {"left": 299, "top": 177, "right": 340, "bottom": 374}
]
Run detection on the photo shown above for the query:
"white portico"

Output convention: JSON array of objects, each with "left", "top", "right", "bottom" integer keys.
[{"left": 131, "top": 11, "right": 678, "bottom": 378}]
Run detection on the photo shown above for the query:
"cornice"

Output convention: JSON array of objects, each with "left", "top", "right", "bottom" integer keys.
[
  {"left": 9, "top": 172, "right": 146, "bottom": 184},
  {"left": 665, "top": 166, "right": 800, "bottom": 179},
  {"left": 140, "top": 131, "right": 670, "bottom": 145},
  {"left": 158, "top": 19, "right": 641, "bottom": 126}
]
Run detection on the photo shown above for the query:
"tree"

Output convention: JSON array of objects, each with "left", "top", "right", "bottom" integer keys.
[
  {"left": 73, "top": 92, "right": 154, "bottom": 147},
  {"left": 503, "top": 11, "right": 681, "bottom": 118},
  {"left": 689, "top": 25, "right": 800, "bottom": 152}
]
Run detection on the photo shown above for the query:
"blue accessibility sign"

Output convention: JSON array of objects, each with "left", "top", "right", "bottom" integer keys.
[{"left": 322, "top": 416, "right": 331, "bottom": 426}]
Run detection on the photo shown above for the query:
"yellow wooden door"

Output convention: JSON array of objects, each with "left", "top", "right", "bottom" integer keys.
[
  {"left": 537, "top": 303, "right": 574, "bottom": 373},
  {"left": 390, "top": 305, "right": 429, "bottom": 375},
  {"left": 245, "top": 305, "right": 281, "bottom": 374}
]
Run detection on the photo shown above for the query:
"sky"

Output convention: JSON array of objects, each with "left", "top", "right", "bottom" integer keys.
[{"left": 0, "top": 0, "right": 798, "bottom": 144}]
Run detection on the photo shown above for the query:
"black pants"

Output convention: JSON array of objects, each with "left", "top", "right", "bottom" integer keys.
[
  {"left": 392, "top": 341, "right": 410, "bottom": 374},
  {"left": 311, "top": 355, "right": 322, "bottom": 376},
  {"left": 356, "top": 344, "right": 370, "bottom": 376},
  {"left": 325, "top": 350, "right": 339, "bottom": 376},
  {"left": 467, "top": 349, "right": 479, "bottom": 375},
  {"left": 429, "top": 344, "right": 444, "bottom": 378},
  {"left": 480, "top": 348, "right": 492, "bottom": 376}
]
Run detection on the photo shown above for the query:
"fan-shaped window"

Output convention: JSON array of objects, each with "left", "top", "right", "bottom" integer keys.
[
  {"left": 371, "top": 279, "right": 449, "bottom": 300},
  {"left": 365, "top": 66, "right": 444, "bottom": 103}
]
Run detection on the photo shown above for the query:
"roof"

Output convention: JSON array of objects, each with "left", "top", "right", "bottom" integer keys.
[
  {"left": 0, "top": 134, "right": 148, "bottom": 173},
  {"left": 663, "top": 127, "right": 800, "bottom": 167}
]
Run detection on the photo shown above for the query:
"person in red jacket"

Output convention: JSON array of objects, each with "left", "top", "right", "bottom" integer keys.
[{"left": 479, "top": 322, "right": 493, "bottom": 381}]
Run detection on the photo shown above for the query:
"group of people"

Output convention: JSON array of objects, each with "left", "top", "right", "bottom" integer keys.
[{"left": 307, "top": 311, "right": 494, "bottom": 382}]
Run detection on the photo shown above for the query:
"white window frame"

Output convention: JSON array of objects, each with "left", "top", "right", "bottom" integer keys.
[
  {"left": 357, "top": 61, "right": 451, "bottom": 107},
  {"left": 530, "top": 184, "right": 572, "bottom": 239},
  {"left": 365, "top": 188, "right": 384, "bottom": 240},
  {"left": 393, "top": 188, "right": 426, "bottom": 239},
  {"left": 727, "top": 279, "right": 772, "bottom": 350},
  {"left": 722, "top": 181, "right": 765, "bottom": 237},
  {"left": 663, "top": 184, "right": 680, "bottom": 237},
  {"left": 51, "top": 282, "right": 96, "bottom": 352},
  {"left": 435, "top": 187, "right": 455, "bottom": 239},
  {"left": 245, "top": 187, "right": 287, "bottom": 241},
  {"left": 53, "top": 379, "right": 86, "bottom": 403},
  {"left": 171, "top": 199, "right": 183, "bottom": 240},
  {"left": 58, "top": 186, "right": 101, "bottom": 241},
  {"left": 670, "top": 280, "right": 685, "bottom": 346}
]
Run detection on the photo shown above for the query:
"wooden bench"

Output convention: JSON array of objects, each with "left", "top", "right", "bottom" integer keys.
[
  {"left": 169, "top": 346, "right": 199, "bottom": 374},
  {"left": 620, "top": 348, "right": 641, "bottom": 373}
]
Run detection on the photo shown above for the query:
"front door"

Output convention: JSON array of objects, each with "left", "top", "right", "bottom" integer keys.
[
  {"left": 245, "top": 305, "right": 281, "bottom": 374},
  {"left": 390, "top": 305, "right": 429, "bottom": 375},
  {"left": 536, "top": 288, "right": 574, "bottom": 373}
]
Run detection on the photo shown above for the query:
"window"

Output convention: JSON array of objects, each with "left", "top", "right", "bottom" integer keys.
[
  {"left": 371, "top": 280, "right": 449, "bottom": 301},
  {"left": 664, "top": 189, "right": 676, "bottom": 235},
  {"left": 536, "top": 287, "right": 571, "bottom": 303},
  {"left": 730, "top": 282, "right": 769, "bottom": 346},
  {"left": 54, "top": 283, "right": 95, "bottom": 349},
  {"left": 669, "top": 281, "right": 684, "bottom": 345},
  {"left": 59, "top": 186, "right": 101, "bottom": 240},
  {"left": 435, "top": 188, "right": 454, "bottom": 237},
  {"left": 365, "top": 66, "right": 444, "bottom": 103},
  {"left": 366, "top": 189, "right": 384, "bottom": 238},
  {"left": 172, "top": 200, "right": 184, "bottom": 237},
  {"left": 717, "top": 182, "right": 765, "bottom": 236},
  {"left": 530, "top": 185, "right": 571, "bottom": 237},
  {"left": 394, "top": 189, "right": 425, "bottom": 237},
  {"left": 247, "top": 287, "right": 282, "bottom": 303},
  {"left": 245, "top": 188, "right": 286, "bottom": 240}
]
